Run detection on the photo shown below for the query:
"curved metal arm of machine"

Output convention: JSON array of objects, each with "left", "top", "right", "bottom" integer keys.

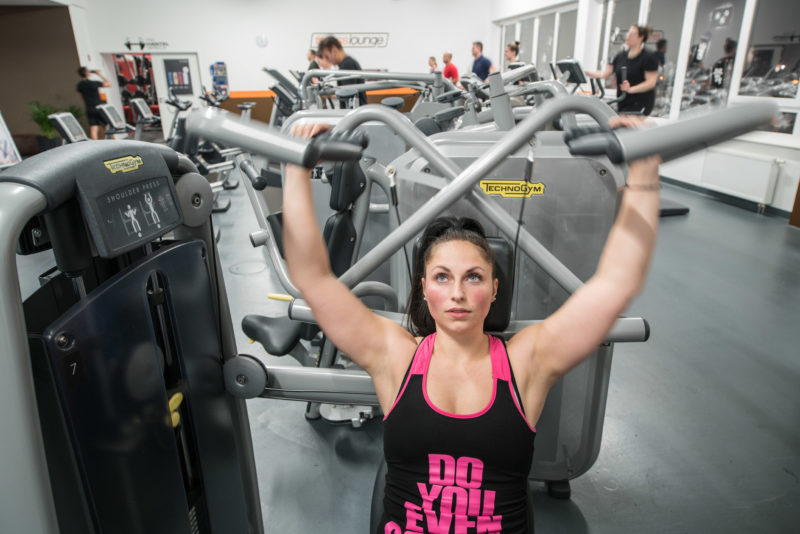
[
  {"left": 566, "top": 101, "right": 778, "bottom": 164},
  {"left": 287, "top": 300, "right": 648, "bottom": 343},
  {"left": 224, "top": 354, "right": 379, "bottom": 404},
  {"left": 333, "top": 96, "right": 617, "bottom": 291},
  {"left": 185, "top": 108, "right": 365, "bottom": 169},
  {"left": 300, "top": 69, "right": 457, "bottom": 101},
  {"left": 486, "top": 64, "right": 540, "bottom": 88},
  {"left": 0, "top": 183, "right": 60, "bottom": 534}
]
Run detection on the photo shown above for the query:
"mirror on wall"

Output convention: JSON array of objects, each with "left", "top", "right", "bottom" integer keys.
[
  {"left": 647, "top": 0, "right": 687, "bottom": 117},
  {"left": 680, "top": 0, "right": 745, "bottom": 114},
  {"left": 738, "top": 0, "right": 799, "bottom": 99}
]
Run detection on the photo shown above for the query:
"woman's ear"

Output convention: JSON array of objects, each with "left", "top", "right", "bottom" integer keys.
[{"left": 492, "top": 278, "right": 499, "bottom": 301}]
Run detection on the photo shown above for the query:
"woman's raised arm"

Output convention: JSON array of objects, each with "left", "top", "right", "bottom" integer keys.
[
  {"left": 282, "top": 124, "right": 415, "bottom": 384},
  {"left": 509, "top": 115, "right": 661, "bottom": 388}
]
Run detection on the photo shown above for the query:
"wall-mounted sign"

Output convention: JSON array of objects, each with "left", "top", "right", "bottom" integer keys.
[
  {"left": 311, "top": 33, "right": 389, "bottom": 49},
  {"left": 164, "top": 59, "right": 192, "bottom": 95}
]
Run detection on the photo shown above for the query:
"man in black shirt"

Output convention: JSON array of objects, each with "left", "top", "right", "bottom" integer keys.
[
  {"left": 77, "top": 66, "right": 111, "bottom": 139},
  {"left": 318, "top": 36, "right": 367, "bottom": 107}
]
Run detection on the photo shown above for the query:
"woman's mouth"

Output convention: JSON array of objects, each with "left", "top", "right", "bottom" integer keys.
[{"left": 446, "top": 308, "right": 470, "bottom": 318}]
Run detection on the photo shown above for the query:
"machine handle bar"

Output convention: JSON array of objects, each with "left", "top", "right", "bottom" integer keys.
[
  {"left": 566, "top": 101, "right": 777, "bottom": 163},
  {"left": 185, "top": 108, "right": 366, "bottom": 168}
]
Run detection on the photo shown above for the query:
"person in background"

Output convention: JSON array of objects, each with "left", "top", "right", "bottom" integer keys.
[
  {"left": 309, "top": 51, "right": 331, "bottom": 85},
  {"left": 585, "top": 25, "right": 659, "bottom": 115},
  {"left": 307, "top": 49, "right": 318, "bottom": 69},
  {"left": 76, "top": 66, "right": 111, "bottom": 140},
  {"left": 442, "top": 52, "right": 459, "bottom": 83},
  {"left": 504, "top": 41, "right": 521, "bottom": 65},
  {"left": 428, "top": 56, "right": 439, "bottom": 73},
  {"left": 655, "top": 39, "right": 668, "bottom": 68},
  {"left": 318, "top": 35, "right": 367, "bottom": 106},
  {"left": 471, "top": 41, "right": 497, "bottom": 82},
  {"left": 711, "top": 38, "right": 737, "bottom": 90}
]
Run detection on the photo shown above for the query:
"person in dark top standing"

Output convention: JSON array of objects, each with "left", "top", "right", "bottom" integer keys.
[
  {"left": 711, "top": 38, "right": 737, "bottom": 90},
  {"left": 586, "top": 25, "right": 659, "bottom": 115},
  {"left": 307, "top": 48, "right": 318, "bottom": 70},
  {"left": 318, "top": 36, "right": 367, "bottom": 106},
  {"left": 655, "top": 39, "right": 668, "bottom": 68},
  {"left": 470, "top": 41, "right": 496, "bottom": 82},
  {"left": 77, "top": 66, "right": 111, "bottom": 139}
]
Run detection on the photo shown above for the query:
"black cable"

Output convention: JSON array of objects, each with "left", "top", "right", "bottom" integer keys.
[
  {"left": 390, "top": 179, "right": 413, "bottom": 286},
  {"left": 512, "top": 148, "right": 535, "bottom": 272}
]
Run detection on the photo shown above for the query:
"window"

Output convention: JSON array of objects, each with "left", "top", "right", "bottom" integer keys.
[
  {"left": 497, "top": 4, "right": 578, "bottom": 81},
  {"left": 557, "top": 10, "right": 578, "bottom": 60},
  {"left": 680, "top": 0, "right": 746, "bottom": 114},
  {"left": 737, "top": 0, "right": 800, "bottom": 99},
  {"left": 647, "top": 0, "right": 687, "bottom": 117},
  {"left": 519, "top": 19, "right": 535, "bottom": 64}
]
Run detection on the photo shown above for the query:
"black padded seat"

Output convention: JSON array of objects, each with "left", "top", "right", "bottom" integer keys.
[
  {"left": 242, "top": 314, "right": 302, "bottom": 355},
  {"left": 237, "top": 102, "right": 256, "bottom": 110},
  {"left": 380, "top": 96, "right": 405, "bottom": 110}
]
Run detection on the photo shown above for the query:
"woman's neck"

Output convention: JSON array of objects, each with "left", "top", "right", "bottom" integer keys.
[
  {"left": 628, "top": 44, "right": 643, "bottom": 58},
  {"left": 433, "top": 328, "right": 489, "bottom": 363}
]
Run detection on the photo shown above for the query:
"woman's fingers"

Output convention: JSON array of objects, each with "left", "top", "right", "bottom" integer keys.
[{"left": 289, "top": 122, "right": 330, "bottom": 139}]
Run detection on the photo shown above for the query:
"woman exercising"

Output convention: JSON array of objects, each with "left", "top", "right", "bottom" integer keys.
[
  {"left": 283, "top": 117, "right": 660, "bottom": 533},
  {"left": 504, "top": 41, "right": 520, "bottom": 64},
  {"left": 587, "top": 25, "right": 659, "bottom": 115}
]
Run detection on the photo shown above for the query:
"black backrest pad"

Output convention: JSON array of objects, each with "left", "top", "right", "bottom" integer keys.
[
  {"left": 328, "top": 160, "right": 366, "bottom": 211},
  {"left": 322, "top": 211, "right": 356, "bottom": 277}
]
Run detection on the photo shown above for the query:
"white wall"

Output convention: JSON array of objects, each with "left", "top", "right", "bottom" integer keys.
[{"left": 69, "top": 0, "right": 492, "bottom": 92}]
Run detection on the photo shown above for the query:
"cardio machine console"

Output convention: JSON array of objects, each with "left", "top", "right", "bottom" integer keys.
[
  {"left": 76, "top": 153, "right": 183, "bottom": 257},
  {"left": 48, "top": 112, "right": 88, "bottom": 143}
]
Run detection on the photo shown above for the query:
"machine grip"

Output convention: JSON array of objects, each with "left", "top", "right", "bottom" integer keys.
[
  {"left": 566, "top": 102, "right": 777, "bottom": 163},
  {"left": 239, "top": 159, "right": 267, "bottom": 191}
]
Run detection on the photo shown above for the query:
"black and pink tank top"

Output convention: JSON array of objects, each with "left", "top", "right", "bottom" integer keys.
[{"left": 380, "top": 334, "right": 536, "bottom": 534}]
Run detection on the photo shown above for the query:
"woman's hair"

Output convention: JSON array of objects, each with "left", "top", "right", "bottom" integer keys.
[
  {"left": 78, "top": 66, "right": 88, "bottom": 78},
  {"left": 507, "top": 41, "right": 520, "bottom": 55},
  {"left": 632, "top": 24, "right": 652, "bottom": 42},
  {"left": 406, "top": 217, "right": 495, "bottom": 337}
]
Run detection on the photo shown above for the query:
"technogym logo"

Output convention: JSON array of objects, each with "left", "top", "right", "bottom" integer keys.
[
  {"left": 104, "top": 156, "right": 143, "bottom": 174},
  {"left": 480, "top": 180, "right": 544, "bottom": 198}
]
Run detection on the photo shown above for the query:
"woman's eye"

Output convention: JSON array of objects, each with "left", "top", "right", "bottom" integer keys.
[
  {"left": 435, "top": 273, "right": 449, "bottom": 282},
  {"left": 467, "top": 273, "right": 482, "bottom": 282}
]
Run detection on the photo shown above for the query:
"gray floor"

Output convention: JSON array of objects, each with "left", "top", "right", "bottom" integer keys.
[
  {"left": 209, "top": 176, "right": 800, "bottom": 533},
  {"left": 15, "top": 175, "right": 800, "bottom": 533}
]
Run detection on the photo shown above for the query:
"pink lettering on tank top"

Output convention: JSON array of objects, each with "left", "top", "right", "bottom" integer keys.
[{"left": 397, "top": 453, "right": 502, "bottom": 533}]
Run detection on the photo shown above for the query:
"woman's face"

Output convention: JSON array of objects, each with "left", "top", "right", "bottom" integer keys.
[
  {"left": 504, "top": 46, "right": 515, "bottom": 61},
  {"left": 626, "top": 26, "right": 643, "bottom": 48},
  {"left": 422, "top": 240, "right": 497, "bottom": 334}
]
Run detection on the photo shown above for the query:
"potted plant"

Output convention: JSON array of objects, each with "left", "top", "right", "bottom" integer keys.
[{"left": 28, "top": 101, "right": 83, "bottom": 152}]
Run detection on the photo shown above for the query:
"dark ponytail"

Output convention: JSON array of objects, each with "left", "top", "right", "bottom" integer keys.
[
  {"left": 405, "top": 217, "right": 495, "bottom": 337},
  {"left": 634, "top": 24, "right": 652, "bottom": 42}
]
